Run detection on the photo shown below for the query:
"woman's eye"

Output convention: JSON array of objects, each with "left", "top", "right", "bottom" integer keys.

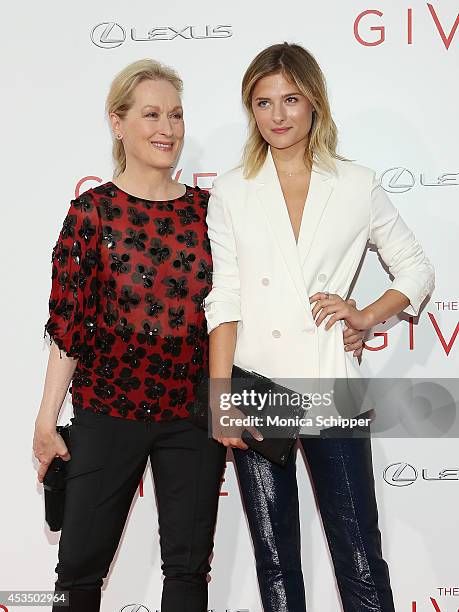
[
  {"left": 171, "top": 113, "right": 183, "bottom": 120},
  {"left": 257, "top": 100, "right": 269, "bottom": 108},
  {"left": 286, "top": 96, "right": 298, "bottom": 103},
  {"left": 146, "top": 112, "right": 159, "bottom": 118}
]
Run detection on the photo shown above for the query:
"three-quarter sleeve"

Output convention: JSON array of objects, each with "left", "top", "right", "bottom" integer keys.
[
  {"left": 44, "top": 195, "right": 101, "bottom": 359},
  {"left": 368, "top": 172, "right": 435, "bottom": 316},
  {"left": 203, "top": 179, "right": 242, "bottom": 334}
]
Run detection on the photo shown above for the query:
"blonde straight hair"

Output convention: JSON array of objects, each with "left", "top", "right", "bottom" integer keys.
[
  {"left": 241, "top": 42, "right": 348, "bottom": 179},
  {"left": 105, "top": 58, "right": 183, "bottom": 178}
]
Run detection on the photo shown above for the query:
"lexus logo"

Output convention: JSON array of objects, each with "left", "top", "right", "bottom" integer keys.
[
  {"left": 380, "top": 167, "right": 416, "bottom": 193},
  {"left": 91, "top": 23, "right": 126, "bottom": 49},
  {"left": 120, "top": 605, "right": 150, "bottom": 612},
  {"left": 380, "top": 167, "right": 459, "bottom": 193},
  {"left": 383, "top": 462, "right": 418, "bottom": 486},
  {"left": 383, "top": 463, "right": 459, "bottom": 486},
  {"left": 90, "top": 23, "right": 233, "bottom": 48}
]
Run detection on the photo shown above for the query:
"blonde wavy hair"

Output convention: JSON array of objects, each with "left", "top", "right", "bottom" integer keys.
[
  {"left": 105, "top": 58, "right": 183, "bottom": 178},
  {"left": 241, "top": 42, "right": 348, "bottom": 179}
]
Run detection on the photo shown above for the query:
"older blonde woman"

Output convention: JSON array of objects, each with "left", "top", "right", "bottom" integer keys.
[{"left": 33, "top": 59, "right": 226, "bottom": 612}]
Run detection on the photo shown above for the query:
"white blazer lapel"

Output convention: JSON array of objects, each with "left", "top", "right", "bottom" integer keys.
[
  {"left": 254, "top": 150, "right": 311, "bottom": 313},
  {"left": 297, "top": 165, "right": 335, "bottom": 268}
]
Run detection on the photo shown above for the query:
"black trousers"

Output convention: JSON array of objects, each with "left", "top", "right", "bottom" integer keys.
[
  {"left": 53, "top": 407, "right": 226, "bottom": 612},
  {"left": 233, "top": 424, "right": 395, "bottom": 612}
]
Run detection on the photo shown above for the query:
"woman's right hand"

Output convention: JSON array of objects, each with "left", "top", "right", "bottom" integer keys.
[
  {"left": 33, "top": 422, "right": 71, "bottom": 483},
  {"left": 208, "top": 369, "right": 263, "bottom": 450},
  {"left": 211, "top": 405, "right": 263, "bottom": 450}
]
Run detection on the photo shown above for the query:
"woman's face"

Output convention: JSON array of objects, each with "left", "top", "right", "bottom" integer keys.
[
  {"left": 251, "top": 72, "right": 313, "bottom": 152},
  {"left": 111, "top": 78, "right": 184, "bottom": 171}
]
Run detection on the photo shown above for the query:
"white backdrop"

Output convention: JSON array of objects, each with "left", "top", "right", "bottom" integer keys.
[{"left": 2, "top": 1, "right": 458, "bottom": 611}]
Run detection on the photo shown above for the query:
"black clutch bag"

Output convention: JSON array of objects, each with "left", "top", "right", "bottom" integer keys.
[
  {"left": 189, "top": 365, "right": 308, "bottom": 466},
  {"left": 43, "top": 423, "right": 72, "bottom": 531}
]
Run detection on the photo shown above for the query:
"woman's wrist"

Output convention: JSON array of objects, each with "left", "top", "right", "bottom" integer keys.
[
  {"left": 359, "top": 306, "right": 377, "bottom": 330},
  {"left": 35, "top": 408, "right": 59, "bottom": 432}
]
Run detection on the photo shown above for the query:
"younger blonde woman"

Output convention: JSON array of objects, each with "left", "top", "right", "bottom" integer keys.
[{"left": 204, "top": 43, "right": 434, "bottom": 612}]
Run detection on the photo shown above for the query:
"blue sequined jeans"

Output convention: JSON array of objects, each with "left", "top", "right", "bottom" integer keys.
[{"left": 233, "top": 425, "right": 396, "bottom": 612}]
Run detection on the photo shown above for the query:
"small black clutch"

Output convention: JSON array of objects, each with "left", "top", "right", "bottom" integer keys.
[
  {"left": 189, "top": 365, "right": 307, "bottom": 467},
  {"left": 43, "top": 423, "right": 71, "bottom": 531}
]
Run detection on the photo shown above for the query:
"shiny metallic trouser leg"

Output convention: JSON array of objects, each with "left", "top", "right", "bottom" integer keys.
[
  {"left": 234, "top": 431, "right": 395, "bottom": 612},
  {"left": 233, "top": 447, "right": 307, "bottom": 612},
  {"left": 299, "top": 430, "right": 395, "bottom": 612}
]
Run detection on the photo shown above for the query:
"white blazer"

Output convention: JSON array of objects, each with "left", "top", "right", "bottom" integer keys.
[{"left": 203, "top": 148, "right": 435, "bottom": 383}]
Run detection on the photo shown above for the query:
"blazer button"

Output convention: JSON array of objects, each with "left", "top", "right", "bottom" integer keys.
[
  {"left": 261, "top": 277, "right": 270, "bottom": 286},
  {"left": 304, "top": 326, "right": 316, "bottom": 335},
  {"left": 317, "top": 273, "right": 328, "bottom": 282},
  {"left": 272, "top": 329, "right": 281, "bottom": 338}
]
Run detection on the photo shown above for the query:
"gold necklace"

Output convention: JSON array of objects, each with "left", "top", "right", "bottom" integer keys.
[{"left": 278, "top": 168, "right": 309, "bottom": 177}]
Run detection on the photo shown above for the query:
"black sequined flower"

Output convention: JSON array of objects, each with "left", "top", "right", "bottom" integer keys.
[
  {"left": 118, "top": 285, "right": 141, "bottom": 313},
  {"left": 112, "top": 393, "right": 136, "bottom": 417},
  {"left": 163, "top": 277, "right": 189, "bottom": 299},
  {"left": 73, "top": 193, "right": 94, "bottom": 214},
  {"left": 100, "top": 197, "right": 122, "bottom": 222},
  {"left": 89, "top": 398, "right": 111, "bottom": 415},
  {"left": 137, "top": 321, "right": 162, "bottom": 346},
  {"left": 95, "top": 356, "right": 119, "bottom": 379},
  {"left": 124, "top": 228, "right": 147, "bottom": 252},
  {"left": 145, "top": 380, "right": 167, "bottom": 400},
  {"left": 144, "top": 295, "right": 164, "bottom": 318},
  {"left": 94, "top": 378, "right": 116, "bottom": 400},
  {"left": 169, "top": 386, "right": 187, "bottom": 406},
  {"left": 114, "top": 317, "right": 135, "bottom": 343},
  {"left": 121, "top": 344, "right": 147, "bottom": 369},
  {"left": 61, "top": 215, "right": 77, "bottom": 239},
  {"left": 95, "top": 328, "right": 116, "bottom": 354},
  {"left": 173, "top": 250, "right": 196, "bottom": 272},
  {"left": 149, "top": 238, "right": 171, "bottom": 265},
  {"left": 173, "top": 363, "right": 189, "bottom": 380},
  {"left": 176, "top": 206, "right": 200, "bottom": 226},
  {"left": 102, "top": 226, "right": 122, "bottom": 250},
  {"left": 154, "top": 217, "right": 175, "bottom": 236},
  {"left": 132, "top": 264, "right": 156, "bottom": 289},
  {"left": 168, "top": 306, "right": 185, "bottom": 329},
  {"left": 114, "top": 367, "right": 141, "bottom": 392},
  {"left": 196, "top": 260, "right": 212, "bottom": 284},
  {"left": 110, "top": 252, "right": 131, "bottom": 275},
  {"left": 176, "top": 230, "right": 198, "bottom": 248},
  {"left": 103, "top": 302, "right": 119, "bottom": 327},
  {"left": 162, "top": 335, "right": 183, "bottom": 356},
  {"left": 147, "top": 354, "right": 172, "bottom": 379},
  {"left": 127, "top": 206, "right": 150, "bottom": 227}
]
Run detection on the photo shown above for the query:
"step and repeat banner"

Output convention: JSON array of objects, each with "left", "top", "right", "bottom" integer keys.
[{"left": 2, "top": 1, "right": 458, "bottom": 611}]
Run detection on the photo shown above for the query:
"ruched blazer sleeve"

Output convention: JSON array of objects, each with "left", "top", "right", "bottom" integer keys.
[
  {"left": 203, "top": 180, "right": 242, "bottom": 333},
  {"left": 368, "top": 172, "right": 434, "bottom": 316}
]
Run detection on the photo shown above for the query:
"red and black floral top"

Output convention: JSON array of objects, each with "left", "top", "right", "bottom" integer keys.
[{"left": 44, "top": 182, "right": 212, "bottom": 423}]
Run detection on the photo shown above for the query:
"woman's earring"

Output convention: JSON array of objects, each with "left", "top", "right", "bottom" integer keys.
[{"left": 116, "top": 133, "right": 122, "bottom": 139}]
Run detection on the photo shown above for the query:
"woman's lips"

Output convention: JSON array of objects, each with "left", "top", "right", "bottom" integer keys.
[
  {"left": 271, "top": 127, "right": 291, "bottom": 134},
  {"left": 151, "top": 141, "right": 174, "bottom": 150}
]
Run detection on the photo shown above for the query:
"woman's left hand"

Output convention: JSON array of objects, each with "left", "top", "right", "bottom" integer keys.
[{"left": 310, "top": 292, "right": 373, "bottom": 332}]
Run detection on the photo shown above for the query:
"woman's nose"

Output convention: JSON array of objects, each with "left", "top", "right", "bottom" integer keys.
[
  {"left": 272, "top": 104, "right": 287, "bottom": 123},
  {"left": 157, "top": 115, "right": 174, "bottom": 136}
]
